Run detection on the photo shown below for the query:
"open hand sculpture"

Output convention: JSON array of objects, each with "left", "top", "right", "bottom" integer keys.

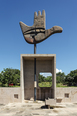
[{"left": 19, "top": 10, "right": 63, "bottom": 44}]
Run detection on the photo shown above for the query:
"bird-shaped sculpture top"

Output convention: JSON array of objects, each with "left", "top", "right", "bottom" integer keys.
[{"left": 19, "top": 10, "right": 63, "bottom": 44}]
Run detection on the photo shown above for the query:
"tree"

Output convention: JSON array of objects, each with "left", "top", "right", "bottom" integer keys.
[
  {"left": 56, "top": 76, "right": 61, "bottom": 83},
  {"left": 38, "top": 74, "right": 45, "bottom": 83},
  {"left": 0, "top": 71, "right": 8, "bottom": 86},
  {"left": 45, "top": 76, "right": 52, "bottom": 82},
  {"left": 65, "top": 69, "right": 77, "bottom": 86},
  {"left": 56, "top": 72, "right": 65, "bottom": 84},
  {"left": 13, "top": 74, "right": 20, "bottom": 86},
  {"left": 0, "top": 68, "right": 20, "bottom": 87}
]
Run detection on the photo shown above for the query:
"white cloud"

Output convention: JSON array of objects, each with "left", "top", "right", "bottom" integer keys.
[
  {"left": 40, "top": 72, "right": 52, "bottom": 77},
  {"left": 40, "top": 69, "right": 62, "bottom": 77},
  {"left": 56, "top": 68, "right": 62, "bottom": 73}
]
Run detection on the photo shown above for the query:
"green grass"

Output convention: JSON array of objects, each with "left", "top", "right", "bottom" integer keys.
[
  {"left": 0, "top": 82, "right": 20, "bottom": 87},
  {"left": 56, "top": 83, "right": 77, "bottom": 87},
  {"left": 38, "top": 82, "right": 77, "bottom": 87},
  {"left": 38, "top": 82, "right": 52, "bottom": 87},
  {"left": 56, "top": 83, "right": 67, "bottom": 87},
  {"left": 0, "top": 82, "right": 77, "bottom": 87}
]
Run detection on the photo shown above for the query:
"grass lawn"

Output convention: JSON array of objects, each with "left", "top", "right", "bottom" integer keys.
[
  {"left": 0, "top": 82, "right": 20, "bottom": 87},
  {"left": 38, "top": 82, "right": 77, "bottom": 87},
  {"left": 38, "top": 82, "right": 52, "bottom": 87}
]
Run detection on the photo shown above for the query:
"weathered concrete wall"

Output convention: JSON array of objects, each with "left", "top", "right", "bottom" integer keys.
[
  {"left": 24, "top": 59, "right": 34, "bottom": 100},
  {"left": 21, "top": 54, "right": 56, "bottom": 101},
  {"left": 56, "top": 87, "right": 77, "bottom": 103},
  {"left": 24, "top": 59, "right": 52, "bottom": 100},
  {"left": 37, "top": 87, "right": 52, "bottom": 100},
  {"left": 0, "top": 87, "right": 77, "bottom": 104},
  {"left": 37, "top": 87, "right": 77, "bottom": 103},
  {"left": 0, "top": 87, "right": 21, "bottom": 104}
]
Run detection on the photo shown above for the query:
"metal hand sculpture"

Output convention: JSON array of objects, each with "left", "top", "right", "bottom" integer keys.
[{"left": 19, "top": 10, "right": 62, "bottom": 44}]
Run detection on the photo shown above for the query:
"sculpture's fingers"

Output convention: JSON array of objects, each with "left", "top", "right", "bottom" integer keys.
[
  {"left": 42, "top": 10, "right": 45, "bottom": 29},
  {"left": 42, "top": 10, "right": 45, "bottom": 16},
  {"left": 38, "top": 11, "right": 41, "bottom": 16},
  {"left": 34, "top": 12, "right": 37, "bottom": 19},
  {"left": 33, "top": 10, "right": 45, "bottom": 29}
]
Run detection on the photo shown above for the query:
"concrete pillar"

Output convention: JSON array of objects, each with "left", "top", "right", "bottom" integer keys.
[
  {"left": 52, "top": 55, "right": 56, "bottom": 99},
  {"left": 20, "top": 56, "right": 24, "bottom": 102}
]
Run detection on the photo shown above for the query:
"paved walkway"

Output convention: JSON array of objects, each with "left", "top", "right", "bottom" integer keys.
[{"left": 0, "top": 101, "right": 77, "bottom": 116}]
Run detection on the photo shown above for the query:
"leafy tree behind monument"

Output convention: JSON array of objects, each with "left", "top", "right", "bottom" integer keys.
[{"left": 0, "top": 68, "right": 20, "bottom": 87}]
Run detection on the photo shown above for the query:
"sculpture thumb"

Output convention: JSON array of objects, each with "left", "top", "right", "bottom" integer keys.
[{"left": 35, "top": 26, "right": 63, "bottom": 42}]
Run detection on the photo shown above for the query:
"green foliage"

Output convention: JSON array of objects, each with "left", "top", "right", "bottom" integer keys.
[
  {"left": 56, "top": 72, "right": 65, "bottom": 84},
  {"left": 38, "top": 74, "right": 52, "bottom": 83},
  {"left": 38, "top": 82, "right": 52, "bottom": 87},
  {"left": 38, "top": 74, "right": 45, "bottom": 83},
  {"left": 0, "top": 68, "right": 20, "bottom": 87},
  {"left": 45, "top": 76, "right": 52, "bottom": 82},
  {"left": 0, "top": 68, "right": 77, "bottom": 88},
  {"left": 56, "top": 83, "right": 67, "bottom": 87},
  {"left": 38, "top": 74, "right": 52, "bottom": 87},
  {"left": 38, "top": 70, "right": 77, "bottom": 87},
  {"left": 65, "top": 69, "right": 77, "bottom": 86}
]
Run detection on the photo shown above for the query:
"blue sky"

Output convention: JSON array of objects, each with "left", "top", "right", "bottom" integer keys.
[{"left": 0, "top": 0, "right": 77, "bottom": 75}]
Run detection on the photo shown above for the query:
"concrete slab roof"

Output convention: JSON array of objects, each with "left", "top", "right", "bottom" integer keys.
[{"left": 21, "top": 54, "right": 56, "bottom": 60}]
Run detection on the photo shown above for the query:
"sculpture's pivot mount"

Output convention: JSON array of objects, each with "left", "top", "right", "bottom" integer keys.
[{"left": 19, "top": 10, "right": 63, "bottom": 44}]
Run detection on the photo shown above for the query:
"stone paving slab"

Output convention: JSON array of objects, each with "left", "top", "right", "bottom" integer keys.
[{"left": 0, "top": 101, "right": 77, "bottom": 116}]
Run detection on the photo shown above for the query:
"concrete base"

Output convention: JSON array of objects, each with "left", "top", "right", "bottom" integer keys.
[
  {"left": 45, "top": 98, "right": 56, "bottom": 108},
  {"left": 0, "top": 87, "right": 77, "bottom": 104},
  {"left": 21, "top": 54, "right": 56, "bottom": 102}
]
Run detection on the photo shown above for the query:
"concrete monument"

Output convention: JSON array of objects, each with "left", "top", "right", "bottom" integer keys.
[
  {"left": 19, "top": 10, "right": 62, "bottom": 104},
  {"left": 0, "top": 10, "right": 77, "bottom": 105}
]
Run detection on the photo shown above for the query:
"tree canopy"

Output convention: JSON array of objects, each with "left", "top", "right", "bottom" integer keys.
[
  {"left": 38, "top": 69, "right": 77, "bottom": 87},
  {"left": 0, "top": 68, "right": 20, "bottom": 87},
  {"left": 65, "top": 69, "right": 77, "bottom": 86},
  {"left": 0, "top": 68, "right": 77, "bottom": 87}
]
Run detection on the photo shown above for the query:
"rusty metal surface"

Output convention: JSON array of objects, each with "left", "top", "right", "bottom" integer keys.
[{"left": 19, "top": 10, "right": 63, "bottom": 44}]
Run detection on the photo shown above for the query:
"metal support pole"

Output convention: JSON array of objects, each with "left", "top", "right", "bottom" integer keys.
[
  {"left": 34, "top": 43, "right": 36, "bottom": 54},
  {"left": 34, "top": 43, "right": 36, "bottom": 101}
]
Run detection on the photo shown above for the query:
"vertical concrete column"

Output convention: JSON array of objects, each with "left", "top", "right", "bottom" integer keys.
[
  {"left": 21, "top": 56, "right": 24, "bottom": 102},
  {"left": 52, "top": 55, "right": 56, "bottom": 99}
]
